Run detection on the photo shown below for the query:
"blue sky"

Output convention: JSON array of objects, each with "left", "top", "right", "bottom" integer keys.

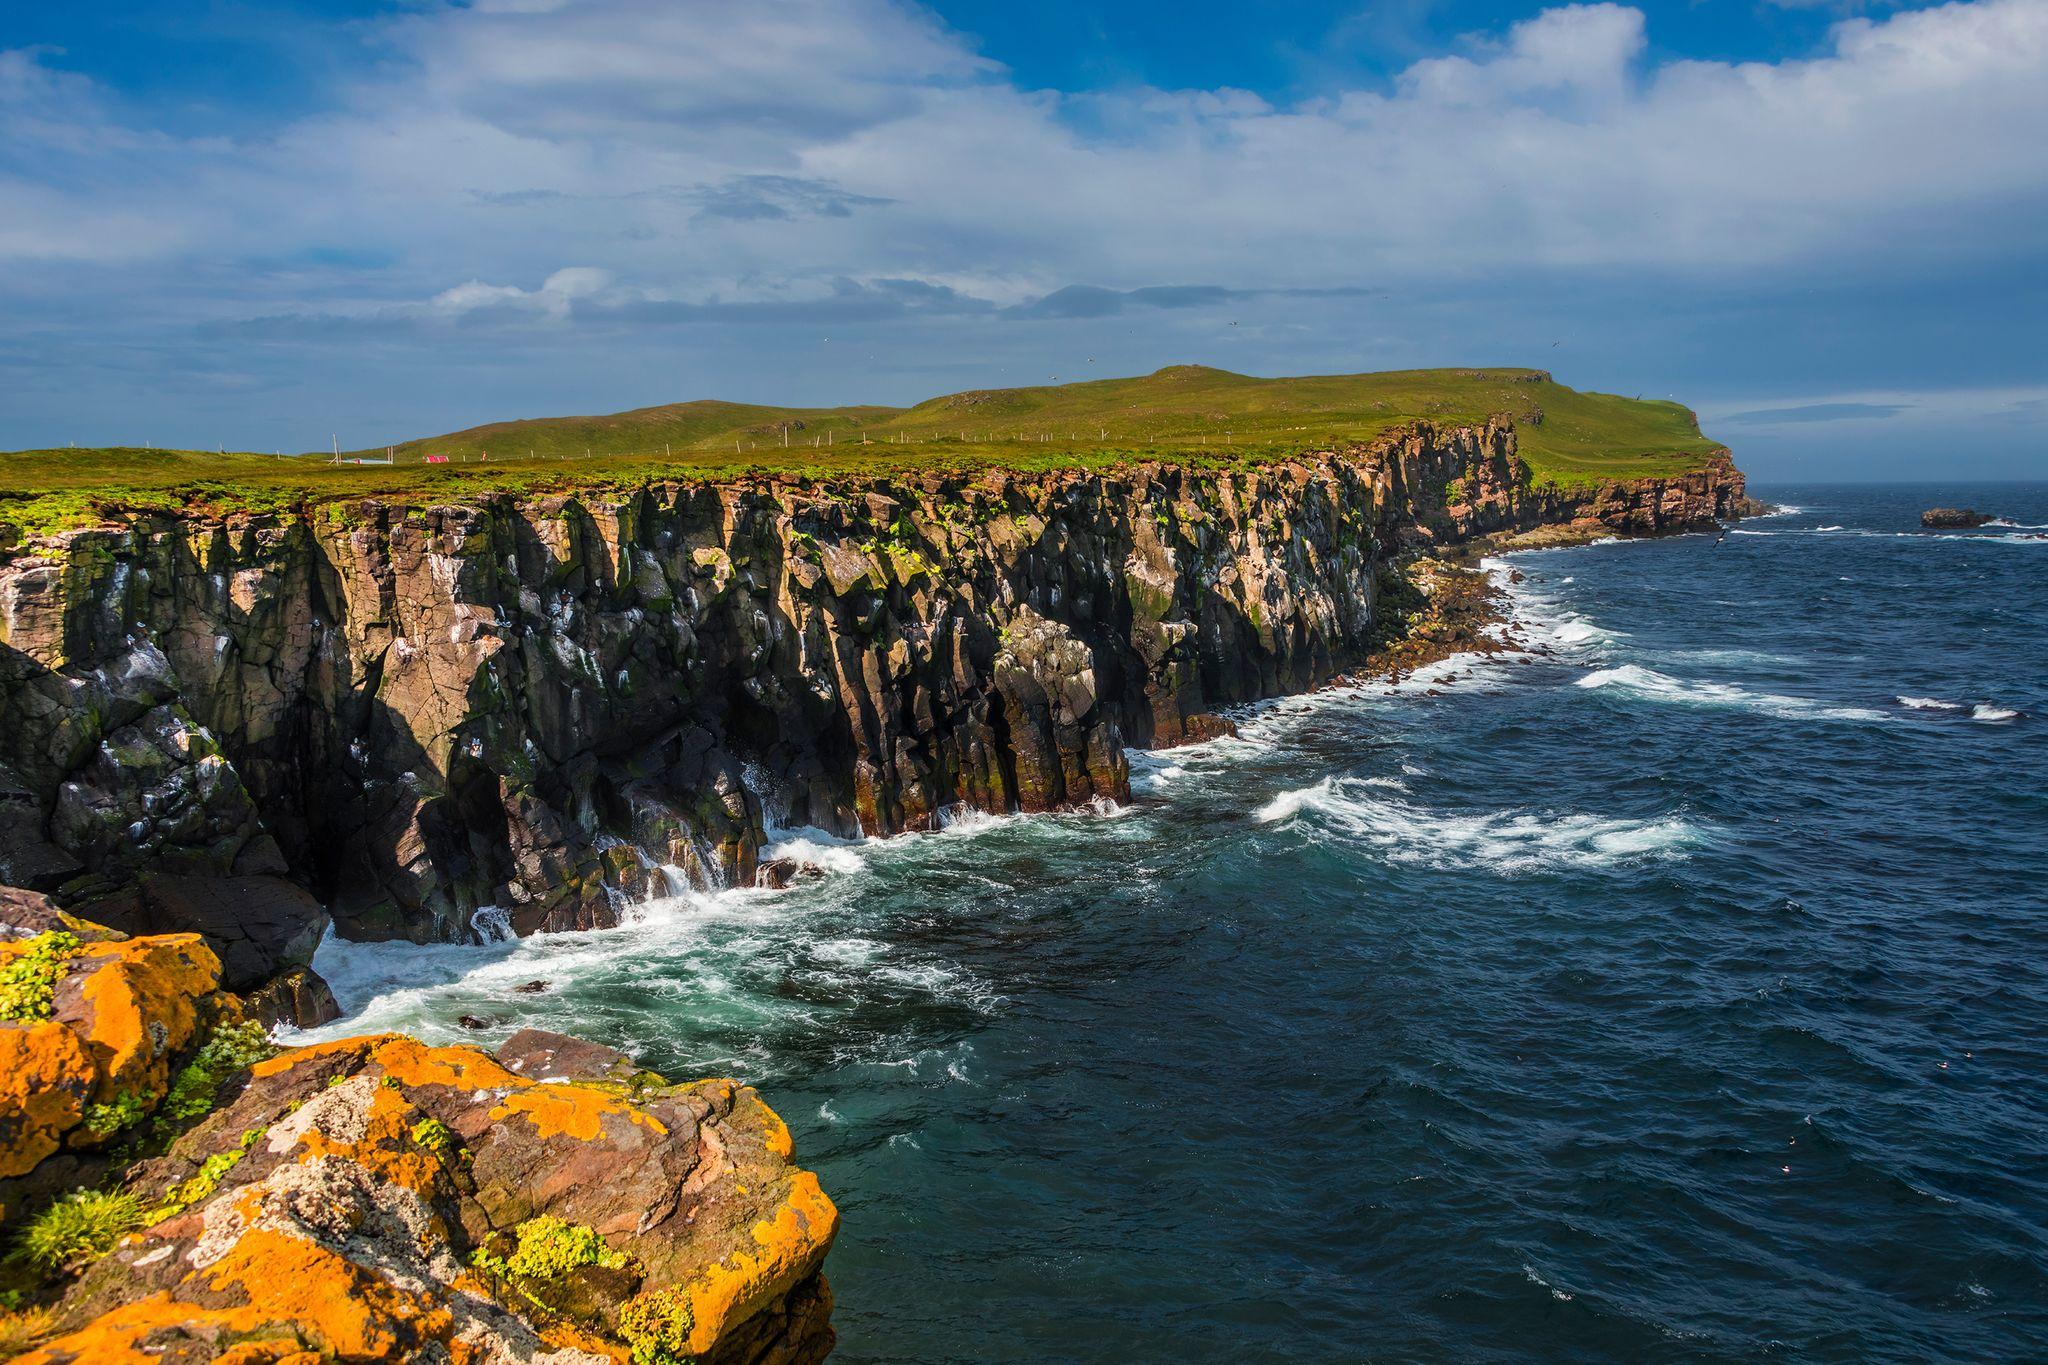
[{"left": 3, "top": 0, "right": 2045, "bottom": 480}]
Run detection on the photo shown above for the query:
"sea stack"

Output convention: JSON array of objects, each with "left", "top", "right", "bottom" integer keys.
[{"left": 1921, "top": 507, "right": 1994, "bottom": 528}]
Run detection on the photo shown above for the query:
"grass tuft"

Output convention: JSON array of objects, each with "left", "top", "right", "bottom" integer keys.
[
  {"left": 159, "top": 1021, "right": 276, "bottom": 1125},
  {"left": 17, "top": 1189, "right": 143, "bottom": 1272}
]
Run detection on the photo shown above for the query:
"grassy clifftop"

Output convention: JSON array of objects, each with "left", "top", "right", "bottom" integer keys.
[{"left": 0, "top": 366, "right": 1723, "bottom": 536}]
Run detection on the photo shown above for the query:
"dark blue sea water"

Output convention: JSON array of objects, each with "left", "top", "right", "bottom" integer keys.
[{"left": 307, "top": 482, "right": 2048, "bottom": 1363}]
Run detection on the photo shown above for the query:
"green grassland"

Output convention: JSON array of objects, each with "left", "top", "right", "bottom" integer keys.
[{"left": 0, "top": 366, "right": 1722, "bottom": 537}]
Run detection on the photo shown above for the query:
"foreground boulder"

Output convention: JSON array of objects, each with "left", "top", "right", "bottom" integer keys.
[
  {"left": 0, "top": 909, "right": 838, "bottom": 1364},
  {"left": 1921, "top": 507, "right": 1994, "bottom": 528},
  {"left": 0, "top": 904, "right": 228, "bottom": 1208}
]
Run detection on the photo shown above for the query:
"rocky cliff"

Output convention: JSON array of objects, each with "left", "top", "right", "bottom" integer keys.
[
  {"left": 0, "top": 423, "right": 1750, "bottom": 982},
  {"left": 0, "top": 894, "right": 837, "bottom": 1364}
]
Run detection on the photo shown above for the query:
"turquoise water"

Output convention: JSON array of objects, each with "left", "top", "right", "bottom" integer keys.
[{"left": 305, "top": 484, "right": 2048, "bottom": 1362}]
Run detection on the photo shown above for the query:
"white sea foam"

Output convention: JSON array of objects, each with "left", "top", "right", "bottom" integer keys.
[
  {"left": 1551, "top": 621, "right": 1602, "bottom": 645},
  {"left": 933, "top": 803, "right": 1024, "bottom": 836},
  {"left": 1483, "top": 554, "right": 1622, "bottom": 656},
  {"left": 1255, "top": 776, "right": 1705, "bottom": 872},
  {"left": 1128, "top": 757, "right": 1189, "bottom": 793},
  {"left": 1972, "top": 704, "right": 2020, "bottom": 723},
  {"left": 1897, "top": 695, "right": 1964, "bottom": 711},
  {"left": 1671, "top": 647, "right": 1799, "bottom": 667},
  {"left": 1254, "top": 785, "right": 1318, "bottom": 823},
  {"left": 1523, "top": 1263, "right": 1575, "bottom": 1303},
  {"left": 1576, "top": 664, "right": 1891, "bottom": 723},
  {"left": 759, "top": 825, "right": 873, "bottom": 876}
]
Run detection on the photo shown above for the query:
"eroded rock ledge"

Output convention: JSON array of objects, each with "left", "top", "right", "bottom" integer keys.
[
  {"left": 0, "top": 895, "right": 836, "bottom": 1364},
  {"left": 0, "top": 424, "right": 1751, "bottom": 982}
]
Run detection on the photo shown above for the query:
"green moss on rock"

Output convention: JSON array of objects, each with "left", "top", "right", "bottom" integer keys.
[{"left": 0, "top": 933, "right": 81, "bottom": 1023}]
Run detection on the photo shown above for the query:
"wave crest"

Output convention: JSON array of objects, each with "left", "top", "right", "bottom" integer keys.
[
  {"left": 1256, "top": 776, "right": 1705, "bottom": 872},
  {"left": 1577, "top": 664, "right": 1890, "bottom": 723}
]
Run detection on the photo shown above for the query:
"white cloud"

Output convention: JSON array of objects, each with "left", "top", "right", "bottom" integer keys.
[
  {"left": 0, "top": 0, "right": 2045, "bottom": 331},
  {"left": 1399, "top": 3, "right": 1648, "bottom": 103}
]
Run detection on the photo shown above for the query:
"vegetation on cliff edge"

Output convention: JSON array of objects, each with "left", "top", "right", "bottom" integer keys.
[{"left": 0, "top": 365, "right": 1723, "bottom": 536}]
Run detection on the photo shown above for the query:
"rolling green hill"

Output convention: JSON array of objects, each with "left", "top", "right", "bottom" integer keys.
[
  {"left": 1, "top": 366, "right": 1723, "bottom": 536},
  {"left": 373, "top": 398, "right": 903, "bottom": 465},
  {"left": 371, "top": 365, "right": 1719, "bottom": 482}
]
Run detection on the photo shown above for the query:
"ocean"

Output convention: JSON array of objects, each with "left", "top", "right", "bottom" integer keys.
[{"left": 301, "top": 482, "right": 2048, "bottom": 1363}]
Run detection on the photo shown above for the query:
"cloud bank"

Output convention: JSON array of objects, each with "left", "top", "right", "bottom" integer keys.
[{"left": 1, "top": 0, "right": 2044, "bottom": 474}]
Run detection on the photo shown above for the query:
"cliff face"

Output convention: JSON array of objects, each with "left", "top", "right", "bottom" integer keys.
[{"left": 0, "top": 424, "right": 1749, "bottom": 957}]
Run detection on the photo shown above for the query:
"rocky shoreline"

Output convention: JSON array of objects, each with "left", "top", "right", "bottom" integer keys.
[
  {"left": 0, "top": 424, "right": 1750, "bottom": 966},
  {"left": 0, "top": 423, "right": 1751, "bottom": 1360}
]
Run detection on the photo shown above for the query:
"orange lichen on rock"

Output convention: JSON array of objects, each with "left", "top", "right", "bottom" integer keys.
[
  {"left": 0, "top": 929, "right": 225, "bottom": 1182},
  {"left": 664, "top": 1168, "right": 841, "bottom": 1358},
  {"left": 201, "top": 1229, "right": 458, "bottom": 1359},
  {"left": 757, "top": 1101, "right": 796, "bottom": 1160},
  {"left": 65, "top": 934, "right": 223, "bottom": 1103},
  {"left": 0, "top": 1021, "right": 94, "bottom": 1178},
  {"left": 13, "top": 1231, "right": 465, "bottom": 1364},
  {"left": 286, "top": 1081, "right": 450, "bottom": 1196},
  {"left": 12, "top": 1291, "right": 254, "bottom": 1365},
  {"left": 487, "top": 1083, "right": 666, "bottom": 1144},
  {"left": 250, "top": 1032, "right": 516, "bottom": 1092},
  {"left": 8, "top": 996, "right": 838, "bottom": 1365},
  {"left": 257, "top": 1031, "right": 669, "bottom": 1146}
]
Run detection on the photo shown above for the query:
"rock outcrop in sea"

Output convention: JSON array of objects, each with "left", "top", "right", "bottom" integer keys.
[{"left": 1920, "top": 507, "right": 1994, "bottom": 529}]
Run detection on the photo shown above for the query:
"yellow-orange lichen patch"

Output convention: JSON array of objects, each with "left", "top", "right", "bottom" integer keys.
[
  {"left": 488, "top": 1083, "right": 666, "bottom": 1144},
  {"left": 67, "top": 935, "right": 221, "bottom": 1103},
  {"left": 756, "top": 1101, "right": 795, "bottom": 1160},
  {"left": 258, "top": 1034, "right": 667, "bottom": 1147},
  {"left": 0, "top": 1020, "right": 94, "bottom": 1179},
  {"left": 216, "top": 1343, "right": 320, "bottom": 1365},
  {"left": 539, "top": 1319, "right": 632, "bottom": 1362},
  {"left": 14, "top": 1249, "right": 474, "bottom": 1365},
  {"left": 12, "top": 1292, "right": 284, "bottom": 1365},
  {"left": 254, "top": 1033, "right": 518, "bottom": 1094},
  {"left": 291, "top": 1082, "right": 449, "bottom": 1196},
  {"left": 201, "top": 1229, "right": 455, "bottom": 1358},
  {"left": 669, "top": 1169, "right": 840, "bottom": 1357}
]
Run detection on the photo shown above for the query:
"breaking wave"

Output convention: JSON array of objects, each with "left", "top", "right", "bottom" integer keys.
[
  {"left": 1576, "top": 664, "right": 1891, "bottom": 723},
  {"left": 1255, "top": 775, "right": 1706, "bottom": 872}
]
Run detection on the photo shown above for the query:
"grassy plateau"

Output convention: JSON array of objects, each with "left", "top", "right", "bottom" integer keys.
[{"left": 0, "top": 366, "right": 1724, "bottom": 537}]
